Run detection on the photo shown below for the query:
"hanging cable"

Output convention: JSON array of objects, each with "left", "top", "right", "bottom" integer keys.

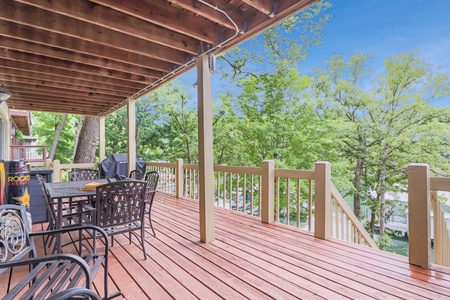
[{"left": 100, "top": 1, "right": 240, "bottom": 116}]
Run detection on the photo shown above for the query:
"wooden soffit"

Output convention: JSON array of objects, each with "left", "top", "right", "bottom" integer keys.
[{"left": 0, "top": 0, "right": 319, "bottom": 116}]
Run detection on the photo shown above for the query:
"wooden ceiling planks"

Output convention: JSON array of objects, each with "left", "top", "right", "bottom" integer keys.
[{"left": 0, "top": 0, "right": 319, "bottom": 116}]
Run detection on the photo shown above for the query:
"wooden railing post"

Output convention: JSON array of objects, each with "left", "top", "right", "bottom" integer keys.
[
  {"left": 52, "top": 160, "right": 61, "bottom": 182},
  {"left": 261, "top": 160, "right": 274, "bottom": 223},
  {"left": 408, "top": 164, "right": 431, "bottom": 268},
  {"left": 175, "top": 158, "right": 184, "bottom": 198},
  {"left": 315, "top": 162, "right": 331, "bottom": 240}
]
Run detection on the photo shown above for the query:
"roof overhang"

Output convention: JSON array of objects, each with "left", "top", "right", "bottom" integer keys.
[
  {"left": 10, "top": 109, "right": 31, "bottom": 135},
  {"left": 0, "top": 0, "right": 319, "bottom": 116}
]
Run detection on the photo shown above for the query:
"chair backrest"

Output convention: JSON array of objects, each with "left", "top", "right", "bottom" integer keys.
[
  {"left": 36, "top": 174, "right": 57, "bottom": 223},
  {"left": 144, "top": 171, "right": 159, "bottom": 200},
  {"left": 0, "top": 205, "right": 36, "bottom": 272},
  {"left": 68, "top": 169, "right": 99, "bottom": 181},
  {"left": 94, "top": 180, "right": 147, "bottom": 228},
  {"left": 129, "top": 169, "right": 143, "bottom": 180}
]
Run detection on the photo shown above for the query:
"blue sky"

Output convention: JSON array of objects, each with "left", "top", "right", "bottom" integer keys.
[
  {"left": 301, "top": 0, "right": 450, "bottom": 75},
  {"left": 177, "top": 0, "right": 450, "bottom": 100}
]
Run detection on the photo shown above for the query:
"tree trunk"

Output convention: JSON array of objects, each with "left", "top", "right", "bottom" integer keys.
[
  {"left": 48, "top": 114, "right": 67, "bottom": 160},
  {"left": 353, "top": 155, "right": 364, "bottom": 220},
  {"left": 378, "top": 146, "right": 390, "bottom": 250},
  {"left": 73, "top": 116, "right": 99, "bottom": 163},
  {"left": 370, "top": 207, "right": 377, "bottom": 238},
  {"left": 72, "top": 116, "right": 84, "bottom": 161}
]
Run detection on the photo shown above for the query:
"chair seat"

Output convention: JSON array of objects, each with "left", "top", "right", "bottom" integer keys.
[{"left": 100, "top": 221, "right": 143, "bottom": 235}]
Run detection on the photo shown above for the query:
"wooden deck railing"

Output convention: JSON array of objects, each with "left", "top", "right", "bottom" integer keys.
[
  {"left": 147, "top": 160, "right": 376, "bottom": 248},
  {"left": 51, "top": 161, "right": 100, "bottom": 182},
  {"left": 330, "top": 182, "right": 377, "bottom": 248},
  {"left": 46, "top": 160, "right": 450, "bottom": 268},
  {"left": 431, "top": 190, "right": 450, "bottom": 267},
  {"left": 10, "top": 145, "right": 47, "bottom": 162}
]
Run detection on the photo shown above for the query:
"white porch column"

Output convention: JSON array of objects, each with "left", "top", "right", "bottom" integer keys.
[
  {"left": 408, "top": 164, "right": 431, "bottom": 267},
  {"left": 197, "top": 54, "right": 215, "bottom": 243},
  {"left": 127, "top": 98, "right": 136, "bottom": 175},
  {"left": 99, "top": 116, "right": 106, "bottom": 162}
]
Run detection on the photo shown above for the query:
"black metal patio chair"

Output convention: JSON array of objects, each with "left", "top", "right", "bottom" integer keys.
[
  {"left": 0, "top": 204, "right": 121, "bottom": 299},
  {"left": 36, "top": 174, "right": 95, "bottom": 253},
  {"left": 144, "top": 171, "right": 159, "bottom": 236},
  {"left": 129, "top": 169, "right": 143, "bottom": 180},
  {"left": 68, "top": 168, "right": 100, "bottom": 181},
  {"left": 94, "top": 180, "right": 148, "bottom": 260}
]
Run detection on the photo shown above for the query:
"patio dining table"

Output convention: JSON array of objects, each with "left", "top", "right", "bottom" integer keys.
[{"left": 45, "top": 179, "right": 106, "bottom": 251}]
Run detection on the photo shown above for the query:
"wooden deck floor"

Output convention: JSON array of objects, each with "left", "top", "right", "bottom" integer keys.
[{"left": 5, "top": 193, "right": 450, "bottom": 299}]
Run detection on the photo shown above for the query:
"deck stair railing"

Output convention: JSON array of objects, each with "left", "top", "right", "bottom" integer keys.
[
  {"left": 330, "top": 182, "right": 377, "bottom": 247},
  {"left": 147, "top": 159, "right": 376, "bottom": 248},
  {"left": 431, "top": 190, "right": 450, "bottom": 267}
]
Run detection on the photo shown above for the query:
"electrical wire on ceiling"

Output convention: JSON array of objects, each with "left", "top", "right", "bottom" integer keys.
[{"left": 100, "top": 0, "right": 240, "bottom": 116}]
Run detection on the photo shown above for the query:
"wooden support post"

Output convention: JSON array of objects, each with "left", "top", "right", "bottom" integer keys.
[
  {"left": 197, "top": 54, "right": 215, "bottom": 243},
  {"left": 261, "top": 160, "right": 275, "bottom": 223},
  {"left": 127, "top": 99, "right": 136, "bottom": 176},
  {"left": 45, "top": 159, "right": 52, "bottom": 168},
  {"left": 408, "top": 164, "right": 431, "bottom": 268},
  {"left": 99, "top": 116, "right": 106, "bottom": 162},
  {"left": 315, "top": 162, "right": 331, "bottom": 239},
  {"left": 52, "top": 160, "right": 61, "bottom": 182},
  {"left": 175, "top": 158, "right": 184, "bottom": 198}
]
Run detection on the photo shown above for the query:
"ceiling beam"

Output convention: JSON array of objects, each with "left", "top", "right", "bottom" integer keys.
[
  {"left": 3, "top": 79, "right": 129, "bottom": 98},
  {"left": 8, "top": 98, "right": 111, "bottom": 115},
  {"left": 7, "top": 87, "right": 124, "bottom": 102},
  {"left": 0, "top": 0, "right": 190, "bottom": 65},
  {"left": 0, "top": 21, "right": 177, "bottom": 72},
  {"left": 240, "top": 0, "right": 273, "bottom": 16},
  {"left": 0, "top": 37, "right": 170, "bottom": 77},
  {"left": 15, "top": 0, "right": 200, "bottom": 55},
  {"left": 0, "top": 69, "right": 140, "bottom": 93},
  {"left": 0, "top": 61, "right": 148, "bottom": 89},
  {"left": 89, "top": 0, "right": 222, "bottom": 45},
  {"left": 168, "top": 0, "right": 244, "bottom": 31},
  {"left": 0, "top": 50, "right": 160, "bottom": 82}
]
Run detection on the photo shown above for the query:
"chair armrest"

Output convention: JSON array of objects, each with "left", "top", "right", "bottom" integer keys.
[
  {"left": 0, "top": 253, "right": 90, "bottom": 276},
  {"left": 1, "top": 254, "right": 93, "bottom": 300},
  {"left": 79, "top": 202, "right": 96, "bottom": 212},
  {"left": 29, "top": 225, "right": 110, "bottom": 254},
  {"left": 46, "top": 287, "right": 101, "bottom": 300},
  {"left": 29, "top": 225, "right": 107, "bottom": 243}
]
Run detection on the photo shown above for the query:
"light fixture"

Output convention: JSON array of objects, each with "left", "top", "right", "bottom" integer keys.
[{"left": 0, "top": 85, "right": 12, "bottom": 102}]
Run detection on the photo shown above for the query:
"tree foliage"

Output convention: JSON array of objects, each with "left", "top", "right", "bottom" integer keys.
[
  {"left": 32, "top": 112, "right": 80, "bottom": 164},
  {"left": 313, "top": 51, "right": 450, "bottom": 248}
]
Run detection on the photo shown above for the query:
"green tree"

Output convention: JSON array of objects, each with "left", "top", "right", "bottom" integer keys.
[
  {"left": 366, "top": 51, "right": 450, "bottom": 247},
  {"left": 32, "top": 112, "right": 80, "bottom": 164},
  {"left": 314, "top": 53, "right": 378, "bottom": 220},
  {"left": 314, "top": 51, "right": 450, "bottom": 248}
]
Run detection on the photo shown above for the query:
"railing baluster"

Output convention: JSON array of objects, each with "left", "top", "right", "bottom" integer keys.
[
  {"left": 296, "top": 179, "right": 301, "bottom": 228},
  {"left": 286, "top": 178, "right": 290, "bottom": 226},
  {"left": 250, "top": 175, "right": 255, "bottom": 216},
  {"left": 308, "top": 180, "right": 312, "bottom": 232},
  {"left": 236, "top": 173, "right": 240, "bottom": 212},
  {"left": 275, "top": 177, "right": 280, "bottom": 223},
  {"left": 243, "top": 174, "right": 247, "bottom": 214}
]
